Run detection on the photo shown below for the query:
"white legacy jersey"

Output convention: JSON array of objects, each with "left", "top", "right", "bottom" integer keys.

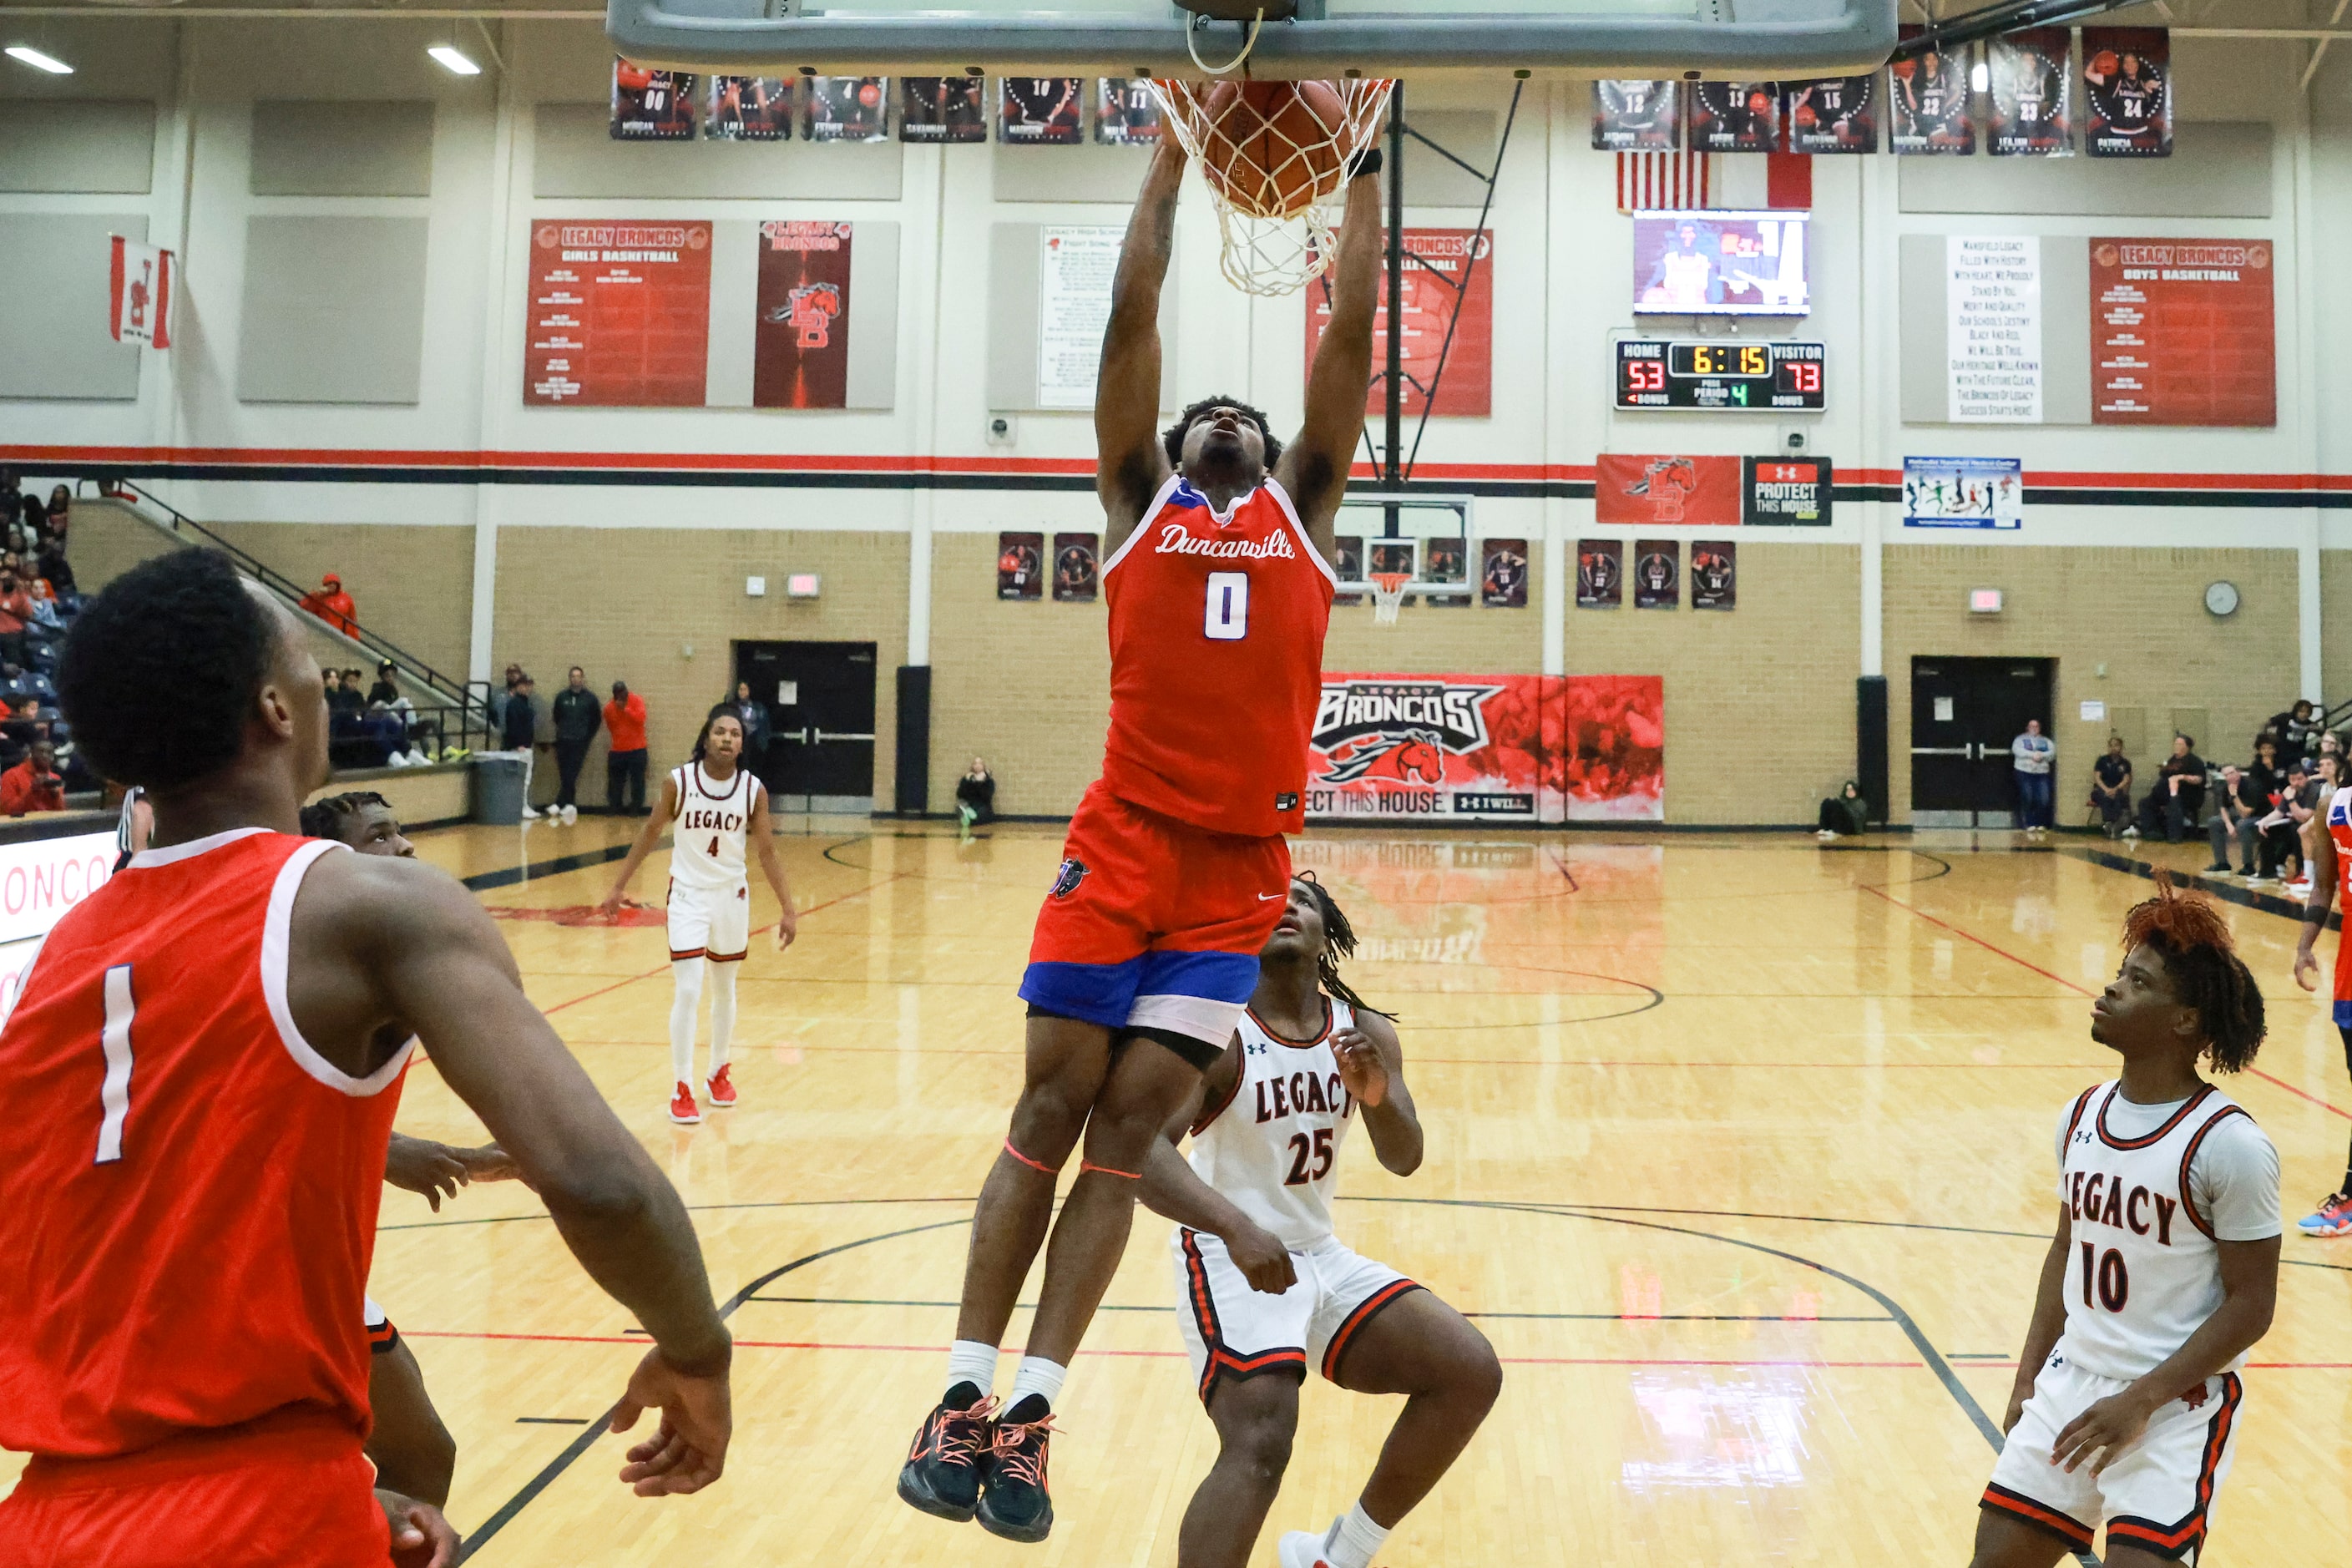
[
  {"left": 2055, "top": 1081, "right": 2258, "bottom": 1381},
  {"left": 1188, "top": 999, "right": 1360, "bottom": 1249},
  {"left": 669, "top": 761, "right": 761, "bottom": 890}
]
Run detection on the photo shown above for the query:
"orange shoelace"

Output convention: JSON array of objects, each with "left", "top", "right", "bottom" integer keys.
[
  {"left": 989, "top": 1413, "right": 1056, "bottom": 1490},
  {"left": 916, "top": 1396, "right": 998, "bottom": 1468}
]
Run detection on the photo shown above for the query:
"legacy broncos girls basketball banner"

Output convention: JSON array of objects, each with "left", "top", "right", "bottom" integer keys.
[{"left": 1307, "top": 674, "right": 1663, "bottom": 824}]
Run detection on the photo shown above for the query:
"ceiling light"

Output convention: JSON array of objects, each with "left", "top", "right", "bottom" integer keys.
[
  {"left": 6, "top": 45, "right": 73, "bottom": 74},
  {"left": 428, "top": 45, "right": 480, "bottom": 75},
  {"left": 1969, "top": 59, "right": 1989, "bottom": 93}
]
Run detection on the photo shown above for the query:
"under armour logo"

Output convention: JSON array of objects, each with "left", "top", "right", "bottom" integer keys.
[{"left": 1247, "top": 1041, "right": 1267, "bottom": 1056}]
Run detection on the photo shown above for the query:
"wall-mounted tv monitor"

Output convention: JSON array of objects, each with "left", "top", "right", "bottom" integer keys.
[{"left": 1632, "top": 210, "right": 1810, "bottom": 316}]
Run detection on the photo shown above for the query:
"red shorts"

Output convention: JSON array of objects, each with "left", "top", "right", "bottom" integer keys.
[
  {"left": 1020, "top": 782, "right": 1290, "bottom": 1057},
  {"left": 0, "top": 1414, "right": 389, "bottom": 1568}
]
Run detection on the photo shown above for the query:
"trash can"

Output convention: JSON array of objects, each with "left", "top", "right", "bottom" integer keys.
[{"left": 471, "top": 751, "right": 527, "bottom": 825}]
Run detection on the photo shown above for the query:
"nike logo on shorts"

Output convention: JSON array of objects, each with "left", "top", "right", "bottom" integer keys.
[{"left": 1257, "top": 892, "right": 1283, "bottom": 901}]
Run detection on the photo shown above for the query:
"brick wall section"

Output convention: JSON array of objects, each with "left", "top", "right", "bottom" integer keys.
[
  {"left": 1568, "top": 543, "right": 1861, "bottom": 825},
  {"left": 2322, "top": 551, "right": 2352, "bottom": 706},
  {"left": 1883, "top": 546, "right": 2298, "bottom": 824},
  {"left": 491, "top": 528, "right": 907, "bottom": 807},
  {"left": 205, "top": 522, "right": 474, "bottom": 678}
]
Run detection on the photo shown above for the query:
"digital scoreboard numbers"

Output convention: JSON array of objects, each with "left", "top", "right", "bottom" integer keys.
[{"left": 1615, "top": 339, "right": 1828, "bottom": 412}]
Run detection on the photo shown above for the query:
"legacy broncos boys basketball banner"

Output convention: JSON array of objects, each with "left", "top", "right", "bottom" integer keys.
[{"left": 1307, "top": 674, "right": 1664, "bottom": 823}]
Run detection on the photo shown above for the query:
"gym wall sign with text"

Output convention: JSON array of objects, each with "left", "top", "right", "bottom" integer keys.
[{"left": 1306, "top": 230, "right": 1495, "bottom": 418}]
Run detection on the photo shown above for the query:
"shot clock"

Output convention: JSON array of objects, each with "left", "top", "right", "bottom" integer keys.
[{"left": 1615, "top": 340, "right": 1828, "bottom": 411}]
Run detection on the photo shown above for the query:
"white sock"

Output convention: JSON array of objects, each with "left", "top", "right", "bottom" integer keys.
[
  {"left": 1323, "top": 1503, "right": 1389, "bottom": 1568},
  {"left": 945, "top": 1340, "right": 999, "bottom": 1403},
  {"left": 669, "top": 959, "right": 705, "bottom": 1087},
  {"left": 1005, "top": 1355, "right": 1066, "bottom": 1415},
  {"left": 707, "top": 962, "right": 738, "bottom": 1075}
]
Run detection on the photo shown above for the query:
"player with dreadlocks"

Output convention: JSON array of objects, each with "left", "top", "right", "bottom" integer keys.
[
  {"left": 1974, "top": 877, "right": 2279, "bottom": 1568},
  {"left": 1139, "top": 873, "right": 1501, "bottom": 1568}
]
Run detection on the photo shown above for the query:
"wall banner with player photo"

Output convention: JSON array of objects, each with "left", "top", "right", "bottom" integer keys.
[
  {"left": 1904, "top": 456, "right": 2025, "bottom": 529},
  {"left": 753, "top": 221, "right": 852, "bottom": 410},
  {"left": 1051, "top": 534, "right": 1100, "bottom": 602},
  {"left": 1685, "top": 81, "right": 1780, "bottom": 154},
  {"left": 1592, "top": 81, "right": 1681, "bottom": 151},
  {"left": 1576, "top": 540, "right": 1623, "bottom": 609},
  {"left": 2092, "top": 239, "right": 2274, "bottom": 427},
  {"left": 1784, "top": 77, "right": 1877, "bottom": 154},
  {"left": 1479, "top": 539, "right": 1530, "bottom": 609},
  {"left": 1333, "top": 536, "right": 1366, "bottom": 606},
  {"left": 1096, "top": 78, "right": 1162, "bottom": 144},
  {"left": 997, "top": 532, "right": 1044, "bottom": 599},
  {"left": 1304, "top": 674, "right": 1664, "bottom": 824},
  {"left": 2083, "top": 28, "right": 2171, "bottom": 159},
  {"left": 899, "top": 78, "right": 987, "bottom": 143},
  {"left": 1743, "top": 457, "right": 1833, "bottom": 524},
  {"left": 613, "top": 58, "right": 696, "bottom": 141},
  {"left": 524, "top": 220, "right": 712, "bottom": 406},
  {"left": 1596, "top": 454, "right": 1743, "bottom": 527},
  {"left": 1307, "top": 230, "right": 1493, "bottom": 418},
  {"left": 1889, "top": 28, "right": 1975, "bottom": 155},
  {"left": 706, "top": 76, "right": 792, "bottom": 141},
  {"left": 1633, "top": 541, "right": 1681, "bottom": 609},
  {"left": 1422, "top": 536, "right": 1470, "bottom": 608},
  {"left": 805, "top": 77, "right": 888, "bottom": 142},
  {"left": 1690, "top": 541, "right": 1737, "bottom": 610},
  {"left": 1989, "top": 28, "right": 2074, "bottom": 156},
  {"left": 1001, "top": 77, "right": 1084, "bottom": 144}
]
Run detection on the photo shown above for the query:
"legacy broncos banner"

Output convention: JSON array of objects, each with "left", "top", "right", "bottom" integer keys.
[{"left": 1306, "top": 674, "right": 1664, "bottom": 823}]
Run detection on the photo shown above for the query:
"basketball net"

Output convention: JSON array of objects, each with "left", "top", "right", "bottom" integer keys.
[
  {"left": 1149, "top": 78, "right": 1393, "bottom": 296},
  {"left": 1368, "top": 571, "right": 1413, "bottom": 625}
]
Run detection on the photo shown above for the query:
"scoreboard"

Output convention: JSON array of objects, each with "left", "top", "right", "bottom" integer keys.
[{"left": 1615, "top": 339, "right": 1828, "bottom": 412}]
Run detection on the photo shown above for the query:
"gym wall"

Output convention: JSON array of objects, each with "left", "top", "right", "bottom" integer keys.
[{"left": 8, "top": 16, "right": 2349, "bottom": 823}]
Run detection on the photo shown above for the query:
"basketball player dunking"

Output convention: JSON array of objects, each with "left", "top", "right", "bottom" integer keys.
[
  {"left": 1146, "top": 876, "right": 1500, "bottom": 1568},
  {"left": 601, "top": 705, "right": 797, "bottom": 1124},
  {"left": 899, "top": 131, "right": 1384, "bottom": 1544},
  {"left": 0, "top": 552, "right": 735, "bottom": 1566},
  {"left": 1974, "top": 883, "right": 2279, "bottom": 1568}
]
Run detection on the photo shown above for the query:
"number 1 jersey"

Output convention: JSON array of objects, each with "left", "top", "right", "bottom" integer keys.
[{"left": 1099, "top": 474, "right": 1336, "bottom": 838}]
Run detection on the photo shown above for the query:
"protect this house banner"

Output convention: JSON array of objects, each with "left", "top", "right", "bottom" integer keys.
[{"left": 754, "top": 222, "right": 852, "bottom": 410}]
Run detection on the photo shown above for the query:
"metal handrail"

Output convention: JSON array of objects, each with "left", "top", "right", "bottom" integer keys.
[{"left": 89, "top": 479, "right": 494, "bottom": 749}]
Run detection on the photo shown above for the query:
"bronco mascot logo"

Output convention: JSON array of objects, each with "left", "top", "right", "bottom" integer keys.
[{"left": 1310, "top": 680, "right": 1501, "bottom": 786}]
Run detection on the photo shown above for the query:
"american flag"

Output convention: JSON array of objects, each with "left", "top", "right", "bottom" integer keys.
[{"left": 1616, "top": 148, "right": 1713, "bottom": 213}]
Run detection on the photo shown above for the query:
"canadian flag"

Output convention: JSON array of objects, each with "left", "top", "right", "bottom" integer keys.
[{"left": 109, "top": 235, "right": 173, "bottom": 349}]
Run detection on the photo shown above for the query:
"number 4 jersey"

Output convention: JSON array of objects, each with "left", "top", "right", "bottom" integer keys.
[
  {"left": 2052, "top": 1080, "right": 2279, "bottom": 1381},
  {"left": 1099, "top": 473, "right": 1336, "bottom": 838}
]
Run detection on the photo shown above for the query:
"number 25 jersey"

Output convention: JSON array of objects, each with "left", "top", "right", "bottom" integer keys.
[
  {"left": 1187, "top": 999, "right": 1359, "bottom": 1249},
  {"left": 1099, "top": 474, "right": 1336, "bottom": 839}
]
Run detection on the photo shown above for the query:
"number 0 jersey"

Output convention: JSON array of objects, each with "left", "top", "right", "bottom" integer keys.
[
  {"left": 1187, "top": 999, "right": 1359, "bottom": 1249},
  {"left": 670, "top": 761, "right": 761, "bottom": 890},
  {"left": 1099, "top": 473, "right": 1336, "bottom": 838},
  {"left": 0, "top": 829, "right": 411, "bottom": 1460}
]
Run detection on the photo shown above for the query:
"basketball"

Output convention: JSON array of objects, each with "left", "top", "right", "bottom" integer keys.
[{"left": 1194, "top": 79, "right": 1349, "bottom": 218}]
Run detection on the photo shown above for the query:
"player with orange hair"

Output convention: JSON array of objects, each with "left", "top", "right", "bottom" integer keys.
[{"left": 1971, "top": 878, "right": 2279, "bottom": 1568}]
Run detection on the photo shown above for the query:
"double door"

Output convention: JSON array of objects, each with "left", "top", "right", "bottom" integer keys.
[
  {"left": 1909, "top": 656, "right": 2053, "bottom": 827},
  {"left": 734, "top": 640, "right": 878, "bottom": 813}
]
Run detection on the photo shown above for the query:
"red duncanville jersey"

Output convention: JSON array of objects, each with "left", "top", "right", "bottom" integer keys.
[
  {"left": 1098, "top": 474, "right": 1337, "bottom": 837},
  {"left": 0, "top": 829, "right": 412, "bottom": 1460}
]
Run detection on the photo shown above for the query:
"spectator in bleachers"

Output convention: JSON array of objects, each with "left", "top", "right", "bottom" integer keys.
[
  {"left": 2204, "top": 741, "right": 2277, "bottom": 878},
  {"left": 2090, "top": 736, "right": 2133, "bottom": 837},
  {"left": 297, "top": 572, "right": 358, "bottom": 636},
  {"left": 549, "top": 666, "right": 600, "bottom": 826},
  {"left": 0, "top": 738, "right": 64, "bottom": 816},
  {"left": 2010, "top": 719, "right": 2054, "bottom": 837},
  {"left": 2268, "top": 700, "right": 2318, "bottom": 761},
  {"left": 2129, "top": 733, "right": 2205, "bottom": 842},
  {"left": 0, "top": 470, "right": 19, "bottom": 537},
  {"left": 604, "top": 680, "right": 649, "bottom": 816},
  {"left": 0, "top": 567, "right": 35, "bottom": 670}
]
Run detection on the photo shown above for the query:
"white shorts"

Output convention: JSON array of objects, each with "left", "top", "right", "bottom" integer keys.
[
  {"left": 1171, "top": 1228, "right": 1419, "bottom": 1405},
  {"left": 668, "top": 878, "right": 751, "bottom": 963},
  {"left": 1983, "top": 1353, "right": 2243, "bottom": 1563}
]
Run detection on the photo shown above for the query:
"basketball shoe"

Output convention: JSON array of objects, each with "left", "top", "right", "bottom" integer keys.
[
  {"left": 2297, "top": 1191, "right": 2352, "bottom": 1237},
  {"left": 668, "top": 1081, "right": 701, "bottom": 1125},
  {"left": 897, "top": 1393, "right": 997, "bottom": 1523},
  {"left": 706, "top": 1065, "right": 737, "bottom": 1108},
  {"left": 1277, "top": 1529, "right": 1335, "bottom": 1568},
  {"left": 974, "top": 1404, "right": 1055, "bottom": 1542}
]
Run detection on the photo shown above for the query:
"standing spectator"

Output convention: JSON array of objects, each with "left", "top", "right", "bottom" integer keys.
[
  {"left": 604, "top": 680, "right": 649, "bottom": 815},
  {"left": 550, "top": 666, "right": 601, "bottom": 826},
  {"left": 730, "top": 680, "right": 772, "bottom": 777},
  {"left": 2089, "top": 736, "right": 2132, "bottom": 837},
  {"left": 2268, "top": 699, "right": 2319, "bottom": 762},
  {"left": 956, "top": 756, "right": 998, "bottom": 837},
  {"left": 6, "top": 478, "right": 42, "bottom": 559},
  {"left": 2010, "top": 719, "right": 2055, "bottom": 837},
  {"left": 486, "top": 663, "right": 524, "bottom": 736},
  {"left": 0, "top": 566, "right": 34, "bottom": 669},
  {"left": 502, "top": 673, "right": 541, "bottom": 820},
  {"left": 297, "top": 573, "right": 357, "bottom": 636},
  {"left": 0, "top": 738, "right": 64, "bottom": 815},
  {"left": 0, "top": 469, "right": 19, "bottom": 539},
  {"left": 2131, "top": 733, "right": 2206, "bottom": 842}
]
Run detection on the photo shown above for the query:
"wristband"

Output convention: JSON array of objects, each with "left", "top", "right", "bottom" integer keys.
[{"left": 1345, "top": 145, "right": 1383, "bottom": 180}]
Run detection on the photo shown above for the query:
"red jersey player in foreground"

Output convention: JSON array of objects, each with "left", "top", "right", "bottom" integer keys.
[
  {"left": 1144, "top": 876, "right": 1500, "bottom": 1568},
  {"left": 899, "top": 131, "right": 1383, "bottom": 1544},
  {"left": 1974, "top": 882, "right": 2278, "bottom": 1567},
  {"left": 0, "top": 551, "right": 734, "bottom": 1566},
  {"left": 2289, "top": 780, "right": 2352, "bottom": 1236}
]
